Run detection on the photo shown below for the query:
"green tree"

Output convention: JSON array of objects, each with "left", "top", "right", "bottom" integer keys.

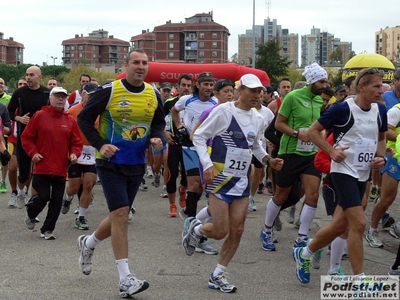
[
  {"left": 230, "top": 53, "right": 239, "bottom": 64},
  {"left": 286, "top": 68, "right": 305, "bottom": 86},
  {"left": 330, "top": 46, "right": 343, "bottom": 64},
  {"left": 255, "top": 38, "right": 292, "bottom": 88}
]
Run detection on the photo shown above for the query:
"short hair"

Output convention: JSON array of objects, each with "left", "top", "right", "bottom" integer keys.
[
  {"left": 355, "top": 68, "right": 384, "bottom": 93},
  {"left": 344, "top": 76, "right": 356, "bottom": 88},
  {"left": 278, "top": 77, "right": 291, "bottom": 88},
  {"left": 322, "top": 86, "right": 334, "bottom": 97},
  {"left": 48, "top": 77, "right": 57, "bottom": 82},
  {"left": 125, "top": 49, "right": 147, "bottom": 64},
  {"left": 394, "top": 70, "right": 400, "bottom": 80},
  {"left": 79, "top": 73, "right": 91, "bottom": 82},
  {"left": 178, "top": 74, "right": 193, "bottom": 85},
  {"left": 293, "top": 81, "right": 307, "bottom": 90}
]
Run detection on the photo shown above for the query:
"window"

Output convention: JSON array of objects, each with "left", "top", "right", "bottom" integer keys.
[
  {"left": 212, "top": 51, "right": 217, "bottom": 57},
  {"left": 79, "top": 45, "right": 83, "bottom": 50},
  {"left": 93, "top": 54, "right": 96, "bottom": 58},
  {"left": 71, "top": 53, "right": 74, "bottom": 57},
  {"left": 71, "top": 46, "right": 75, "bottom": 50},
  {"left": 199, "top": 32, "right": 204, "bottom": 38},
  {"left": 169, "top": 43, "right": 174, "bottom": 49},
  {"left": 93, "top": 46, "right": 96, "bottom": 51},
  {"left": 169, "top": 52, "right": 174, "bottom": 58},
  {"left": 169, "top": 33, "right": 174, "bottom": 39},
  {"left": 212, "top": 33, "right": 217, "bottom": 38},
  {"left": 199, "top": 51, "right": 204, "bottom": 57},
  {"left": 79, "top": 53, "right": 82, "bottom": 58},
  {"left": 199, "top": 42, "right": 204, "bottom": 48},
  {"left": 212, "top": 42, "right": 217, "bottom": 48}
]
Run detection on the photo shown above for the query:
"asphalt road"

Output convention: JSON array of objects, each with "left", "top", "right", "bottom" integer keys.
[{"left": 0, "top": 179, "right": 396, "bottom": 300}]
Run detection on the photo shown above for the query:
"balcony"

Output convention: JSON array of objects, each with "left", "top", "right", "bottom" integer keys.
[{"left": 186, "top": 36, "right": 197, "bottom": 41}]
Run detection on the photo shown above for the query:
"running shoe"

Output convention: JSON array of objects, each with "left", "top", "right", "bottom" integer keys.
[
  {"left": 369, "top": 186, "right": 380, "bottom": 201},
  {"left": 388, "top": 267, "right": 400, "bottom": 280},
  {"left": 139, "top": 179, "right": 148, "bottom": 191},
  {"left": 24, "top": 214, "right": 35, "bottom": 230},
  {"left": 160, "top": 186, "right": 168, "bottom": 198},
  {"left": 119, "top": 274, "right": 149, "bottom": 298},
  {"left": 16, "top": 186, "right": 27, "bottom": 208},
  {"left": 0, "top": 181, "right": 7, "bottom": 193},
  {"left": 208, "top": 272, "right": 237, "bottom": 293},
  {"left": 382, "top": 213, "right": 395, "bottom": 229},
  {"left": 248, "top": 196, "right": 257, "bottom": 211},
  {"left": 179, "top": 186, "right": 186, "bottom": 208},
  {"left": 364, "top": 231, "right": 383, "bottom": 248},
  {"left": 179, "top": 208, "right": 188, "bottom": 220},
  {"left": 265, "top": 181, "right": 273, "bottom": 195},
  {"left": 257, "top": 182, "right": 264, "bottom": 194},
  {"left": 294, "top": 236, "right": 309, "bottom": 248},
  {"left": 61, "top": 194, "right": 73, "bottom": 214},
  {"left": 260, "top": 229, "right": 276, "bottom": 251},
  {"left": 145, "top": 167, "right": 153, "bottom": 178},
  {"left": 306, "top": 239, "right": 323, "bottom": 269},
  {"left": 153, "top": 173, "right": 161, "bottom": 188},
  {"left": 182, "top": 217, "right": 202, "bottom": 256},
  {"left": 75, "top": 216, "right": 89, "bottom": 230},
  {"left": 169, "top": 203, "right": 177, "bottom": 218},
  {"left": 40, "top": 231, "right": 56, "bottom": 240},
  {"left": 292, "top": 247, "right": 311, "bottom": 283},
  {"left": 8, "top": 192, "right": 17, "bottom": 208},
  {"left": 286, "top": 206, "right": 296, "bottom": 224},
  {"left": 78, "top": 235, "right": 94, "bottom": 275},
  {"left": 195, "top": 239, "right": 218, "bottom": 255},
  {"left": 273, "top": 215, "right": 282, "bottom": 231},
  {"left": 389, "top": 223, "right": 400, "bottom": 239}
]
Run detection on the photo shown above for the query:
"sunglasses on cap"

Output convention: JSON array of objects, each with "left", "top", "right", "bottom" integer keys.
[
  {"left": 214, "top": 79, "right": 235, "bottom": 91},
  {"left": 356, "top": 68, "right": 383, "bottom": 86}
]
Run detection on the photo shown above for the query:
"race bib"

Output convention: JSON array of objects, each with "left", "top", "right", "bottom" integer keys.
[
  {"left": 353, "top": 138, "right": 377, "bottom": 170},
  {"left": 223, "top": 147, "right": 252, "bottom": 177},
  {"left": 77, "top": 145, "right": 96, "bottom": 165},
  {"left": 296, "top": 128, "right": 315, "bottom": 152}
]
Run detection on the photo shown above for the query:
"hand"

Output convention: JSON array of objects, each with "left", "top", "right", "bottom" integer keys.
[
  {"left": 70, "top": 153, "right": 78, "bottom": 164},
  {"left": 372, "top": 156, "right": 386, "bottom": 171},
  {"left": 32, "top": 153, "right": 43, "bottom": 163},
  {"left": 203, "top": 166, "right": 218, "bottom": 184},
  {"left": 385, "top": 147, "right": 394, "bottom": 157},
  {"left": 165, "top": 131, "right": 176, "bottom": 145},
  {"left": 99, "top": 144, "right": 120, "bottom": 158},
  {"left": 18, "top": 113, "right": 30, "bottom": 125},
  {"left": 298, "top": 130, "right": 309, "bottom": 142},
  {"left": 270, "top": 158, "right": 284, "bottom": 171},
  {"left": 150, "top": 138, "right": 163, "bottom": 152},
  {"left": 330, "top": 147, "right": 349, "bottom": 163}
]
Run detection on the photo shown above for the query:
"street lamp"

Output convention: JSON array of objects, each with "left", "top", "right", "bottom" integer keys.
[{"left": 51, "top": 56, "right": 57, "bottom": 65}]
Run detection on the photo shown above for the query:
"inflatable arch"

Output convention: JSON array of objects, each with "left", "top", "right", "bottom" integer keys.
[
  {"left": 342, "top": 53, "right": 395, "bottom": 83},
  {"left": 116, "top": 62, "right": 270, "bottom": 85}
]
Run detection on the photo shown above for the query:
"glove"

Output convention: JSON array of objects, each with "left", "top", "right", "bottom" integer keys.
[{"left": 175, "top": 127, "right": 192, "bottom": 146}]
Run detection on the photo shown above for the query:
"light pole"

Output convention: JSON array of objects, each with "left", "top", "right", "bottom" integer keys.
[
  {"left": 252, "top": 0, "right": 256, "bottom": 68},
  {"left": 51, "top": 56, "right": 57, "bottom": 66}
]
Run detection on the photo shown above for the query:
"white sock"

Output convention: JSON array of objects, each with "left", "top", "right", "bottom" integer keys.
[
  {"left": 78, "top": 207, "right": 87, "bottom": 218},
  {"left": 193, "top": 224, "right": 203, "bottom": 237},
  {"left": 298, "top": 204, "right": 317, "bottom": 236},
  {"left": 368, "top": 227, "right": 377, "bottom": 234},
  {"left": 116, "top": 258, "right": 131, "bottom": 283},
  {"left": 196, "top": 207, "right": 211, "bottom": 223},
  {"left": 265, "top": 198, "right": 281, "bottom": 228},
  {"left": 301, "top": 246, "right": 313, "bottom": 258},
  {"left": 330, "top": 237, "right": 346, "bottom": 271},
  {"left": 85, "top": 233, "right": 101, "bottom": 249},
  {"left": 213, "top": 263, "right": 226, "bottom": 276}
]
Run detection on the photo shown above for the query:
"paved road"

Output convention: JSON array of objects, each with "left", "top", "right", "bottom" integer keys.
[{"left": 0, "top": 180, "right": 397, "bottom": 300}]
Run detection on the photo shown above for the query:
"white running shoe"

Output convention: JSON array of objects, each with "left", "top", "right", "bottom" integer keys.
[
  {"left": 119, "top": 274, "right": 149, "bottom": 298},
  {"left": 78, "top": 235, "right": 94, "bottom": 275}
]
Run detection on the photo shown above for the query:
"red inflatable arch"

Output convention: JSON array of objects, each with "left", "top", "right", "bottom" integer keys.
[{"left": 116, "top": 62, "right": 270, "bottom": 85}]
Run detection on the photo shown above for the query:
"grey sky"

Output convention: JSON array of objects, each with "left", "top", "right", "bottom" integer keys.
[{"left": 2, "top": 0, "right": 398, "bottom": 65}]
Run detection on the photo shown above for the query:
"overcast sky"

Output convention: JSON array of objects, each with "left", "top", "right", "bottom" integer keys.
[{"left": 2, "top": 0, "right": 398, "bottom": 66}]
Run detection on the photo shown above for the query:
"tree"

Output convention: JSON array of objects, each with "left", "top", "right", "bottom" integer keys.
[
  {"left": 255, "top": 38, "right": 292, "bottom": 88},
  {"left": 230, "top": 53, "right": 239, "bottom": 64},
  {"left": 330, "top": 46, "right": 343, "bottom": 64},
  {"left": 286, "top": 68, "right": 305, "bottom": 86}
]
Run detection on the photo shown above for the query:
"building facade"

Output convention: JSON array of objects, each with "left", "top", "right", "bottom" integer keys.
[
  {"left": 238, "top": 18, "right": 299, "bottom": 67},
  {"left": 61, "top": 29, "right": 130, "bottom": 72},
  {"left": 375, "top": 26, "right": 400, "bottom": 66},
  {"left": 130, "top": 12, "right": 230, "bottom": 63},
  {"left": 0, "top": 32, "right": 24, "bottom": 65}
]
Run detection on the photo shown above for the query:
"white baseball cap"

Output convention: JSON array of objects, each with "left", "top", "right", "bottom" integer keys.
[
  {"left": 238, "top": 74, "right": 265, "bottom": 90},
  {"left": 50, "top": 87, "right": 68, "bottom": 96}
]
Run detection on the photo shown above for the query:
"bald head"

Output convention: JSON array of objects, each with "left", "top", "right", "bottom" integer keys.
[{"left": 26, "top": 66, "right": 42, "bottom": 90}]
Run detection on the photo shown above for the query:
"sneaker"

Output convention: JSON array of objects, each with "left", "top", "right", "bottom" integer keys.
[
  {"left": 153, "top": 173, "right": 161, "bottom": 188},
  {"left": 160, "top": 186, "right": 168, "bottom": 198},
  {"left": 74, "top": 206, "right": 79, "bottom": 214},
  {"left": 195, "top": 239, "right": 218, "bottom": 255},
  {"left": 24, "top": 214, "right": 35, "bottom": 230},
  {"left": 273, "top": 215, "right": 282, "bottom": 231},
  {"left": 286, "top": 206, "right": 296, "bottom": 224},
  {"left": 90, "top": 194, "right": 95, "bottom": 205},
  {"left": 179, "top": 208, "right": 188, "bottom": 220},
  {"left": 260, "top": 229, "right": 276, "bottom": 251},
  {"left": 294, "top": 217, "right": 300, "bottom": 229},
  {"left": 128, "top": 206, "right": 135, "bottom": 220},
  {"left": 145, "top": 167, "right": 153, "bottom": 178},
  {"left": 369, "top": 186, "right": 380, "bottom": 201},
  {"left": 16, "top": 186, "right": 27, "bottom": 208},
  {"left": 389, "top": 223, "right": 400, "bottom": 239},
  {"left": 0, "top": 181, "right": 6, "bottom": 193},
  {"left": 382, "top": 213, "right": 395, "bottom": 229},
  {"left": 139, "top": 179, "right": 148, "bottom": 191},
  {"left": 8, "top": 192, "right": 17, "bottom": 207},
  {"left": 326, "top": 267, "right": 347, "bottom": 285},
  {"left": 119, "top": 274, "right": 149, "bottom": 298},
  {"left": 292, "top": 247, "right": 311, "bottom": 284},
  {"left": 328, "top": 266, "right": 346, "bottom": 276},
  {"left": 310, "top": 243, "right": 323, "bottom": 269},
  {"left": 208, "top": 272, "right": 237, "bottom": 293},
  {"left": 182, "top": 217, "right": 202, "bottom": 256},
  {"left": 248, "top": 197, "right": 257, "bottom": 211},
  {"left": 266, "top": 181, "right": 273, "bottom": 195},
  {"left": 24, "top": 193, "right": 30, "bottom": 205},
  {"left": 169, "top": 203, "right": 177, "bottom": 218},
  {"left": 388, "top": 267, "right": 400, "bottom": 280},
  {"left": 179, "top": 186, "right": 186, "bottom": 208},
  {"left": 35, "top": 217, "right": 40, "bottom": 223},
  {"left": 365, "top": 231, "right": 383, "bottom": 248},
  {"left": 40, "top": 231, "right": 56, "bottom": 240},
  {"left": 78, "top": 235, "right": 94, "bottom": 275},
  {"left": 61, "top": 194, "right": 73, "bottom": 214},
  {"left": 257, "top": 182, "right": 264, "bottom": 194},
  {"left": 294, "top": 236, "right": 309, "bottom": 248},
  {"left": 75, "top": 216, "right": 89, "bottom": 230}
]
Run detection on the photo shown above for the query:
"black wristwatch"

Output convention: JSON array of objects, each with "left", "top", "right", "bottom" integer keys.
[
  {"left": 292, "top": 130, "right": 299, "bottom": 138},
  {"left": 379, "top": 155, "right": 388, "bottom": 164}
]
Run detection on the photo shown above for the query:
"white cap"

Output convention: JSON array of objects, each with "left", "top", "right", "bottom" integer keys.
[
  {"left": 238, "top": 74, "right": 265, "bottom": 89},
  {"left": 50, "top": 87, "right": 68, "bottom": 96}
]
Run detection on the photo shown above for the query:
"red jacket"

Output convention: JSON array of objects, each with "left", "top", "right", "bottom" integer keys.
[
  {"left": 21, "top": 105, "right": 83, "bottom": 177},
  {"left": 314, "top": 133, "right": 334, "bottom": 175}
]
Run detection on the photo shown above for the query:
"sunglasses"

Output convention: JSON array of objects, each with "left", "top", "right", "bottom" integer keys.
[
  {"left": 356, "top": 68, "right": 383, "bottom": 86},
  {"left": 215, "top": 79, "right": 235, "bottom": 91}
]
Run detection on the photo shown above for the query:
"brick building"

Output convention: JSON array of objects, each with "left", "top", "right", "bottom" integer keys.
[
  {"left": 61, "top": 29, "right": 130, "bottom": 72},
  {"left": 130, "top": 12, "right": 230, "bottom": 63},
  {"left": 0, "top": 32, "right": 24, "bottom": 65}
]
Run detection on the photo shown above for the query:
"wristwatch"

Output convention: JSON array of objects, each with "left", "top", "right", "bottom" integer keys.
[{"left": 292, "top": 130, "right": 299, "bottom": 138}]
